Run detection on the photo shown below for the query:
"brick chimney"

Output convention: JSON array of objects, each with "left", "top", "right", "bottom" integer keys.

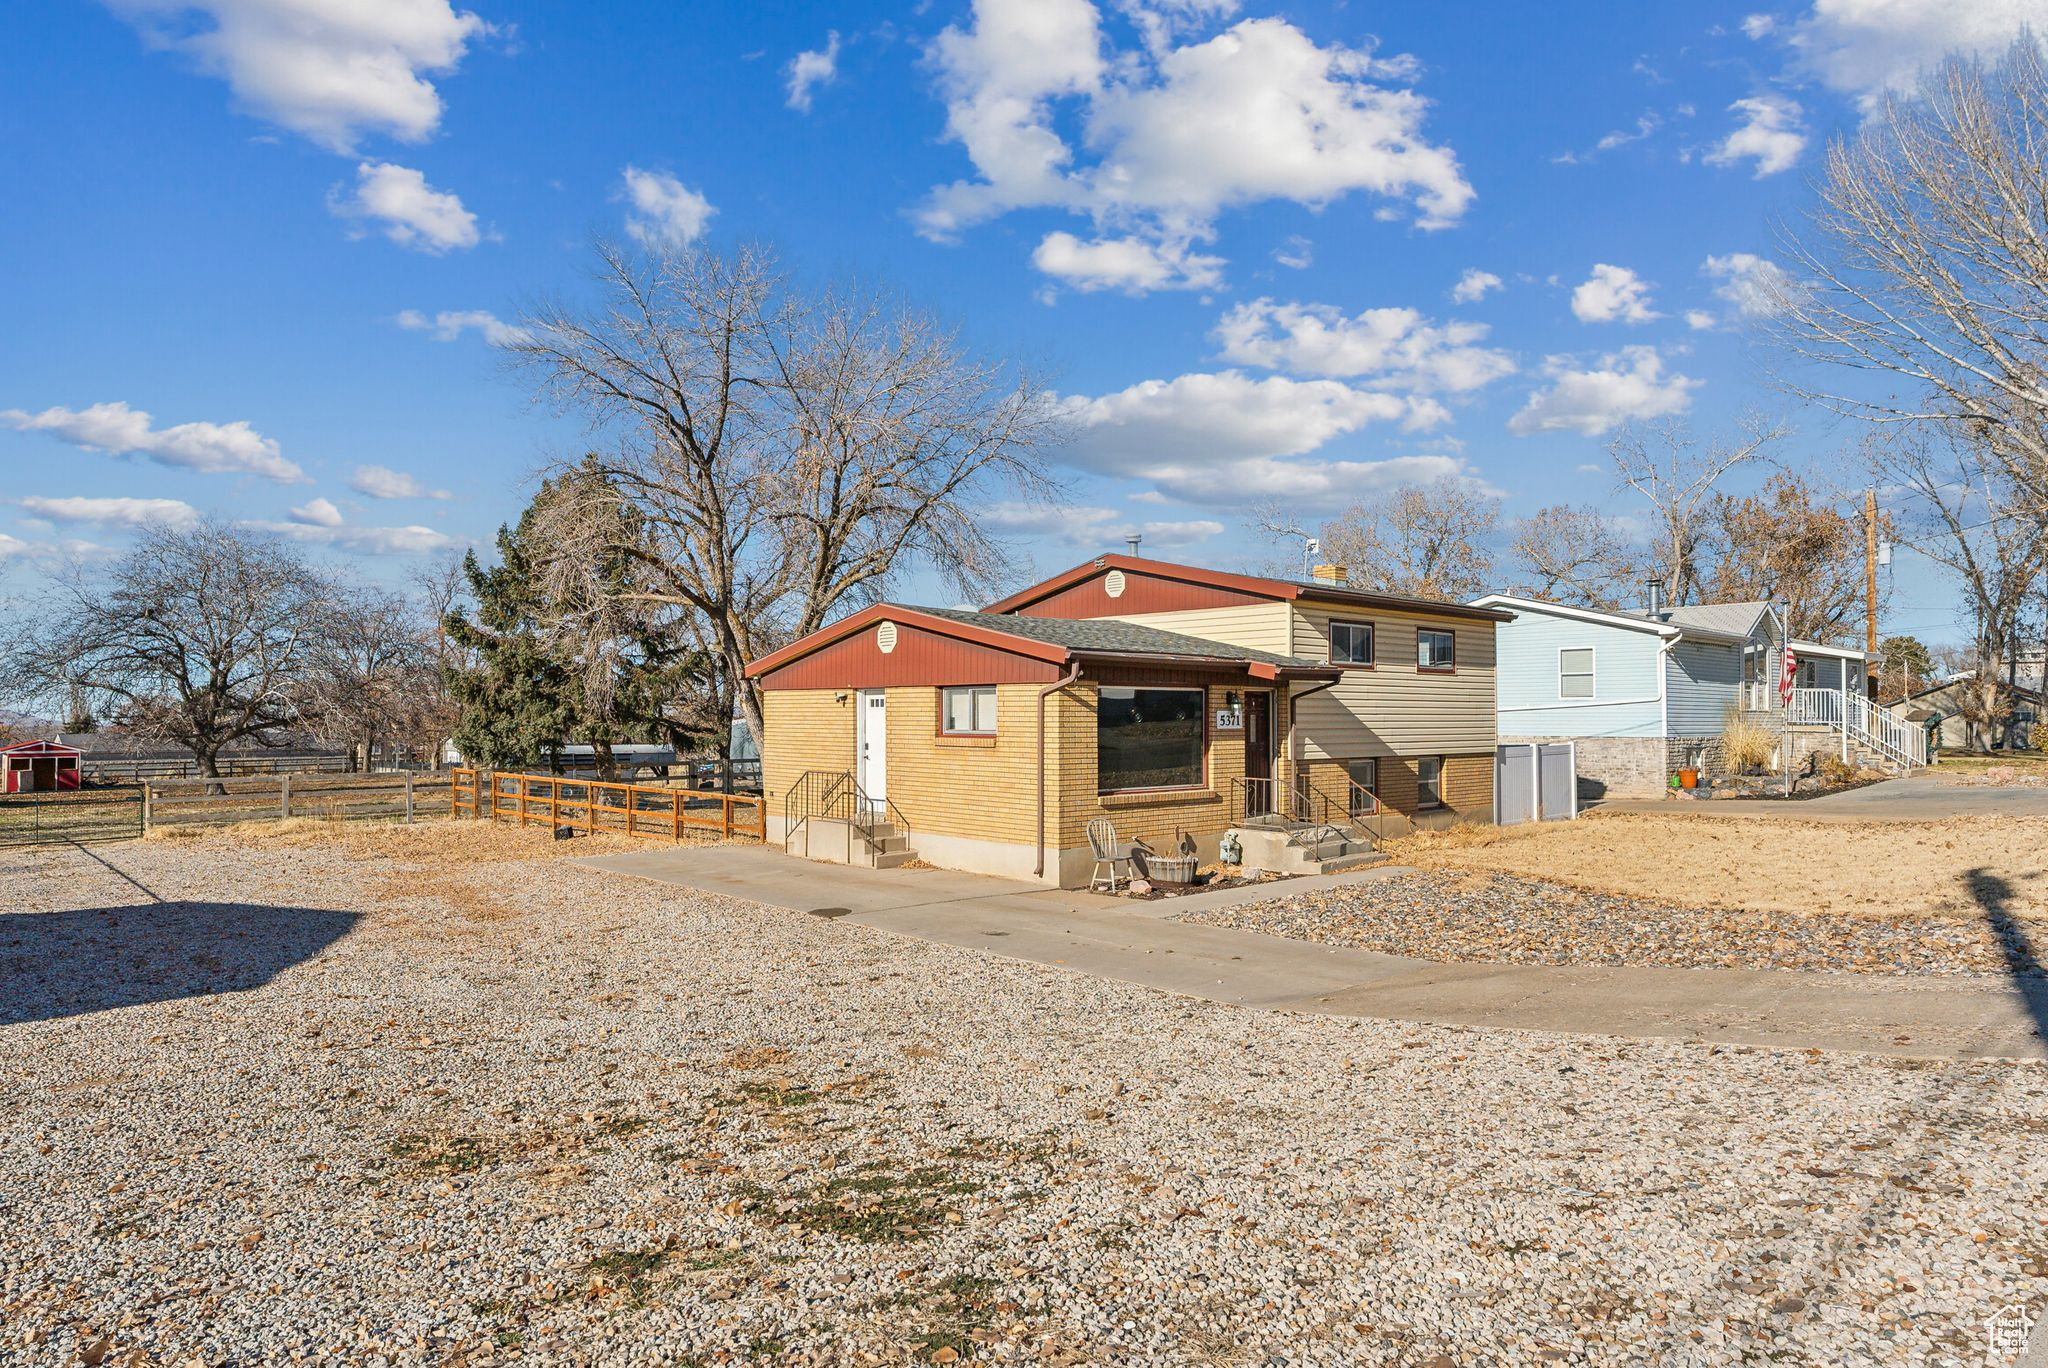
[{"left": 1310, "top": 563, "right": 1350, "bottom": 586}]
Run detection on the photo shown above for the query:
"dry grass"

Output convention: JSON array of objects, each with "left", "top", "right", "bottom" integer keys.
[
  {"left": 1383, "top": 813, "right": 2048, "bottom": 919},
  {"left": 145, "top": 816, "right": 651, "bottom": 864},
  {"left": 1719, "top": 711, "right": 1777, "bottom": 773}
]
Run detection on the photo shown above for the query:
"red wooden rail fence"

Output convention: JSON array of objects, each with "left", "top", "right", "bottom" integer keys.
[{"left": 450, "top": 767, "right": 766, "bottom": 843}]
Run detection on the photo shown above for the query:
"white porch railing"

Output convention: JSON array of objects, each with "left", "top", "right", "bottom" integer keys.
[{"left": 1786, "top": 686, "right": 1927, "bottom": 767}]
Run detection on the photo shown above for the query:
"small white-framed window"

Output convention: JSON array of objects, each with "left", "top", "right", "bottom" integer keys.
[
  {"left": 1417, "top": 755, "right": 1444, "bottom": 808},
  {"left": 1559, "top": 647, "right": 1595, "bottom": 700},
  {"left": 1329, "top": 620, "right": 1375, "bottom": 666},
  {"left": 1417, "top": 629, "right": 1456, "bottom": 672},
  {"left": 941, "top": 685, "right": 998, "bottom": 735}
]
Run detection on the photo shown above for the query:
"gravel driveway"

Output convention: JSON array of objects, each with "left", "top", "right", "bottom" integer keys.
[
  {"left": 1177, "top": 869, "right": 2048, "bottom": 979},
  {"left": 2, "top": 825, "right": 2044, "bottom": 1366}
]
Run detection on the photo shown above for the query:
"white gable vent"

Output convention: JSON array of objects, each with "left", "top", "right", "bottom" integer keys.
[
  {"left": 876, "top": 620, "right": 899, "bottom": 653},
  {"left": 1104, "top": 569, "right": 1127, "bottom": 599}
]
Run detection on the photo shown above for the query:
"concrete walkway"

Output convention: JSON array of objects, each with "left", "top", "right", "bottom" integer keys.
[
  {"left": 1597, "top": 774, "right": 2048, "bottom": 821},
  {"left": 579, "top": 845, "right": 2047, "bottom": 1061}
]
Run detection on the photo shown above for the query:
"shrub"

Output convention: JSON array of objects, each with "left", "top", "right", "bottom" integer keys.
[
  {"left": 2031, "top": 720, "right": 2048, "bottom": 753},
  {"left": 1816, "top": 751, "right": 1858, "bottom": 786},
  {"left": 1722, "top": 710, "right": 1776, "bottom": 773}
]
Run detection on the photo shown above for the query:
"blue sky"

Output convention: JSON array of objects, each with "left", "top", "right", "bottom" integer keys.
[{"left": 1, "top": 0, "right": 2035, "bottom": 645}]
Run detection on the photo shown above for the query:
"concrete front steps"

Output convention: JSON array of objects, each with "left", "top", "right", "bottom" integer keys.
[
  {"left": 783, "top": 816, "right": 917, "bottom": 869},
  {"left": 1230, "top": 823, "right": 1387, "bottom": 877}
]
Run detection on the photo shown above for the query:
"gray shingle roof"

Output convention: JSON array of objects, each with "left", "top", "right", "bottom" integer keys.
[
  {"left": 1628, "top": 601, "right": 1771, "bottom": 640},
  {"left": 905, "top": 605, "right": 1329, "bottom": 669}
]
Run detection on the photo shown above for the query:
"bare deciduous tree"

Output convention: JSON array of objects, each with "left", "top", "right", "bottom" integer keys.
[
  {"left": 1870, "top": 427, "right": 2048, "bottom": 750},
  {"left": 298, "top": 585, "right": 439, "bottom": 770},
  {"left": 1310, "top": 479, "right": 1499, "bottom": 601},
  {"left": 1773, "top": 40, "right": 2048, "bottom": 510},
  {"left": 1507, "top": 505, "right": 1640, "bottom": 610},
  {"left": 1709, "top": 470, "right": 1883, "bottom": 642},
  {"left": 506, "top": 242, "right": 1065, "bottom": 747},
  {"left": 1610, "top": 416, "right": 1786, "bottom": 606},
  {"left": 4, "top": 521, "right": 330, "bottom": 778}
]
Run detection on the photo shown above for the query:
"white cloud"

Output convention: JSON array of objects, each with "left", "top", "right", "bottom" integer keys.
[
  {"left": 351, "top": 464, "right": 451, "bottom": 500},
  {"left": 106, "top": 0, "right": 488, "bottom": 153},
  {"left": 920, "top": 3, "right": 1471, "bottom": 291},
  {"left": 18, "top": 494, "right": 202, "bottom": 529},
  {"left": 246, "top": 519, "right": 455, "bottom": 555},
  {"left": 1787, "top": 0, "right": 2042, "bottom": 109},
  {"left": 620, "top": 166, "right": 715, "bottom": 248},
  {"left": 1702, "top": 252, "right": 1795, "bottom": 319},
  {"left": 1450, "top": 268, "right": 1502, "bottom": 304},
  {"left": 1056, "top": 370, "right": 1460, "bottom": 507},
  {"left": 1570, "top": 264, "right": 1660, "bottom": 324},
  {"left": 979, "top": 500, "right": 1224, "bottom": 549},
  {"left": 1685, "top": 309, "right": 1719, "bottom": 331},
  {"left": 1705, "top": 95, "right": 1806, "bottom": 177},
  {"left": 1031, "top": 231, "right": 1224, "bottom": 292},
  {"left": 0, "top": 531, "right": 105, "bottom": 562},
  {"left": 1, "top": 400, "right": 305, "bottom": 483},
  {"left": 1272, "top": 235, "right": 1313, "bottom": 269},
  {"left": 786, "top": 31, "right": 841, "bottom": 112},
  {"left": 1595, "top": 111, "right": 1662, "bottom": 153},
  {"left": 331, "top": 161, "right": 480, "bottom": 252},
  {"left": 1507, "top": 347, "right": 1701, "bottom": 437},
  {"left": 1213, "top": 299, "right": 1515, "bottom": 391},
  {"left": 289, "top": 496, "right": 344, "bottom": 528},
  {"left": 1064, "top": 371, "right": 1431, "bottom": 463},
  {"left": 1137, "top": 452, "right": 1479, "bottom": 507},
  {"left": 396, "top": 308, "right": 530, "bottom": 346},
  {"left": 1741, "top": 14, "right": 1778, "bottom": 39}
]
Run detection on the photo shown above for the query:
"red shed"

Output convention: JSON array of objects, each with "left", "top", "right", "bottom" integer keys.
[{"left": 1, "top": 739, "right": 83, "bottom": 793}]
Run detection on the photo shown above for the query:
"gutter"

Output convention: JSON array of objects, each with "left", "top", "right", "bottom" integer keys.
[
  {"left": 1286, "top": 676, "right": 1341, "bottom": 798},
  {"left": 1034, "top": 662, "right": 1082, "bottom": 879}
]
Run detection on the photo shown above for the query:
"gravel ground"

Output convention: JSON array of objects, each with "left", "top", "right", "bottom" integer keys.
[
  {"left": 1176, "top": 869, "right": 2048, "bottom": 979},
  {"left": 3, "top": 824, "right": 2046, "bottom": 1367}
]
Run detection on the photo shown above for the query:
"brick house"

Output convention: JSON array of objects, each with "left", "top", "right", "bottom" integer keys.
[{"left": 746, "top": 555, "right": 1511, "bottom": 887}]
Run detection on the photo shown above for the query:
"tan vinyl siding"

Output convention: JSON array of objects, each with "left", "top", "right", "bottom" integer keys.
[
  {"left": 1102, "top": 602, "right": 1295, "bottom": 655},
  {"left": 1289, "top": 601, "right": 1499, "bottom": 759}
]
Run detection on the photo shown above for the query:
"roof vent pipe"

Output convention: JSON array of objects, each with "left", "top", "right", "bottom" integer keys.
[
  {"left": 1125, "top": 533, "right": 1142, "bottom": 558},
  {"left": 1645, "top": 578, "right": 1665, "bottom": 617}
]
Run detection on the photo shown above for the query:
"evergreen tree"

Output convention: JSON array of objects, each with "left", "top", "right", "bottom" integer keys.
[
  {"left": 444, "top": 519, "right": 580, "bottom": 770},
  {"left": 445, "top": 464, "right": 720, "bottom": 774}
]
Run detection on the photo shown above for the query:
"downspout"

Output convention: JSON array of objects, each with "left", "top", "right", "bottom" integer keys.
[
  {"left": 1286, "top": 676, "right": 1340, "bottom": 814},
  {"left": 1034, "top": 662, "right": 1082, "bottom": 878}
]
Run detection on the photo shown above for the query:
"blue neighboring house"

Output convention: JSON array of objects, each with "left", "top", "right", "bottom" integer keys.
[{"left": 1469, "top": 591, "right": 1889, "bottom": 798}]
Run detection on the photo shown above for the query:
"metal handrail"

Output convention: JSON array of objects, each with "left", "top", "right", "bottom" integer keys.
[
  {"left": 783, "top": 768, "right": 910, "bottom": 860},
  {"left": 1786, "top": 687, "right": 1927, "bottom": 767}
]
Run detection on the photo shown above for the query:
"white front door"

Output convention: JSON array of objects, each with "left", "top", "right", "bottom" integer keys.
[{"left": 856, "top": 690, "right": 887, "bottom": 816}]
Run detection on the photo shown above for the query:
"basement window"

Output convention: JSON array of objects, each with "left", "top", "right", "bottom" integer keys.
[{"left": 1417, "top": 755, "right": 1445, "bottom": 809}]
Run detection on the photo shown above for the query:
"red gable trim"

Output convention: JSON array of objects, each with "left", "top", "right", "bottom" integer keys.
[
  {"left": 984, "top": 553, "right": 1516, "bottom": 623},
  {"left": 983, "top": 554, "right": 1296, "bottom": 615},
  {"left": 0, "top": 740, "right": 83, "bottom": 758},
  {"left": 743, "top": 604, "right": 1070, "bottom": 679}
]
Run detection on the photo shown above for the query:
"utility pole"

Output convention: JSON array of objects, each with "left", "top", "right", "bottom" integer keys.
[{"left": 1864, "top": 487, "right": 1879, "bottom": 701}]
